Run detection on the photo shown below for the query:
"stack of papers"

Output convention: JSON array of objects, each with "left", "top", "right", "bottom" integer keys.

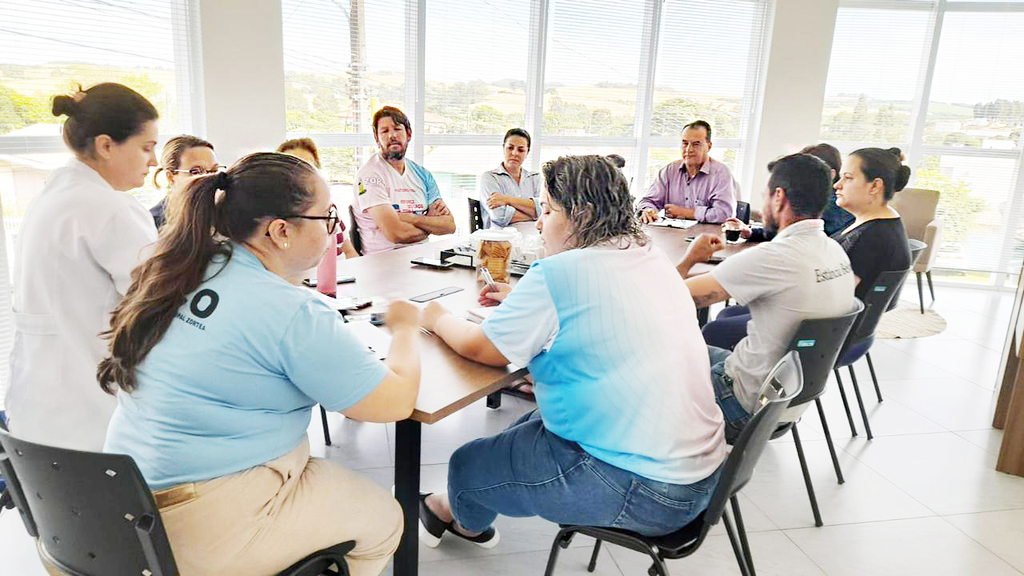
[{"left": 649, "top": 218, "right": 698, "bottom": 229}]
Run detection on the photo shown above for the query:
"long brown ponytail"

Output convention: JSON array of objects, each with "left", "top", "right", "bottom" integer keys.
[{"left": 98, "top": 152, "right": 319, "bottom": 394}]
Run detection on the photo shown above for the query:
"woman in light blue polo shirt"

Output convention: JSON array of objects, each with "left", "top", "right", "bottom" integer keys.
[
  {"left": 418, "top": 155, "right": 726, "bottom": 548},
  {"left": 99, "top": 153, "right": 422, "bottom": 576},
  {"left": 479, "top": 128, "right": 542, "bottom": 228}
]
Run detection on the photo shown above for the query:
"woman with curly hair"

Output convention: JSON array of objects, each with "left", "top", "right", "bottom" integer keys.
[{"left": 416, "top": 155, "right": 726, "bottom": 548}]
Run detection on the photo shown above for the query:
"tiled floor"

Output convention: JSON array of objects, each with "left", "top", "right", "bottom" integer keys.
[{"left": 3, "top": 285, "right": 1023, "bottom": 575}]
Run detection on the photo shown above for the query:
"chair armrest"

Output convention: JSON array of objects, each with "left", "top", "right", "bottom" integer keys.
[{"left": 917, "top": 219, "right": 942, "bottom": 272}]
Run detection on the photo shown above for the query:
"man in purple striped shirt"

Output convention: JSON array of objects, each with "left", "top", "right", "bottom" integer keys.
[{"left": 638, "top": 120, "right": 738, "bottom": 224}]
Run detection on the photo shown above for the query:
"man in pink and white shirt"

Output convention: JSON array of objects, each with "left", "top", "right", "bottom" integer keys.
[{"left": 352, "top": 106, "right": 455, "bottom": 254}]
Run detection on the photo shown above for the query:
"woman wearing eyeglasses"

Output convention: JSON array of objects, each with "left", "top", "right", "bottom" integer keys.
[
  {"left": 150, "top": 135, "right": 218, "bottom": 229},
  {"left": 277, "top": 137, "right": 359, "bottom": 258},
  {"left": 100, "top": 152, "right": 420, "bottom": 575},
  {"left": 5, "top": 83, "right": 158, "bottom": 452}
]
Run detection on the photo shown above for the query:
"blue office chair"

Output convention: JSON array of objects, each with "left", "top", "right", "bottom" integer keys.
[{"left": 832, "top": 269, "right": 910, "bottom": 440}]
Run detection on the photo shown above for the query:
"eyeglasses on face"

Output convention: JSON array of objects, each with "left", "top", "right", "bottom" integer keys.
[
  {"left": 171, "top": 166, "right": 223, "bottom": 176},
  {"left": 277, "top": 204, "right": 340, "bottom": 235}
]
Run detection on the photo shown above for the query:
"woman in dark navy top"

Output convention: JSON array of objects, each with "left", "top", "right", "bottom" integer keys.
[{"left": 831, "top": 147, "right": 912, "bottom": 302}]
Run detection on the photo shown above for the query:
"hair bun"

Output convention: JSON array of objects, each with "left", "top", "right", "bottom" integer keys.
[
  {"left": 886, "top": 147, "right": 906, "bottom": 162},
  {"left": 52, "top": 94, "right": 77, "bottom": 117},
  {"left": 894, "top": 165, "right": 911, "bottom": 192}
]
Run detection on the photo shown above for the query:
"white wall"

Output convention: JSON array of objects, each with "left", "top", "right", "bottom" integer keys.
[
  {"left": 747, "top": 0, "right": 839, "bottom": 209},
  {"left": 199, "top": 0, "right": 287, "bottom": 163}
]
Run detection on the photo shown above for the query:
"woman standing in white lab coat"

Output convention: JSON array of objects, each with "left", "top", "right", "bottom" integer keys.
[{"left": 5, "top": 83, "right": 159, "bottom": 451}]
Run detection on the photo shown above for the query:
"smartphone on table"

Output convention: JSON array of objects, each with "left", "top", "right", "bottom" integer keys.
[
  {"left": 303, "top": 275, "right": 356, "bottom": 288},
  {"left": 410, "top": 257, "right": 453, "bottom": 269}
]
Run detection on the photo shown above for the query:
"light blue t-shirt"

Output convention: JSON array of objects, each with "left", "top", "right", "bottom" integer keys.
[
  {"left": 481, "top": 244, "right": 726, "bottom": 485},
  {"left": 104, "top": 245, "right": 388, "bottom": 489}
]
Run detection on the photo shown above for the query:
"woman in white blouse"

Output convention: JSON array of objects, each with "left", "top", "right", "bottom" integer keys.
[{"left": 5, "top": 83, "right": 159, "bottom": 451}]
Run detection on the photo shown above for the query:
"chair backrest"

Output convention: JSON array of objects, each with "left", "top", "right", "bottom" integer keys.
[
  {"left": 845, "top": 270, "right": 909, "bottom": 349},
  {"left": 348, "top": 204, "right": 363, "bottom": 256},
  {"left": 701, "top": 352, "right": 803, "bottom": 531},
  {"left": 784, "top": 300, "right": 864, "bottom": 407},
  {"left": 735, "top": 201, "right": 751, "bottom": 224},
  {"left": 888, "top": 188, "right": 939, "bottom": 242},
  {"left": 907, "top": 238, "right": 927, "bottom": 267},
  {"left": 0, "top": 430, "right": 178, "bottom": 576},
  {"left": 467, "top": 197, "right": 484, "bottom": 232}
]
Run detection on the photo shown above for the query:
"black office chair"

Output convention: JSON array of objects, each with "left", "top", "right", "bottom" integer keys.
[
  {"left": 467, "top": 197, "right": 484, "bottom": 233},
  {"left": 348, "top": 205, "right": 363, "bottom": 256},
  {"left": 543, "top": 352, "right": 803, "bottom": 576},
  {"left": 0, "top": 430, "right": 354, "bottom": 576},
  {"left": 833, "top": 270, "right": 910, "bottom": 441},
  {"left": 907, "top": 239, "right": 928, "bottom": 313},
  {"left": 319, "top": 406, "right": 333, "bottom": 446},
  {"left": 735, "top": 201, "right": 751, "bottom": 224},
  {"left": 767, "top": 301, "right": 863, "bottom": 527}
]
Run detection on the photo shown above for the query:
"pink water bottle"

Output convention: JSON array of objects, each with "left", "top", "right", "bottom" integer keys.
[{"left": 316, "top": 232, "right": 338, "bottom": 297}]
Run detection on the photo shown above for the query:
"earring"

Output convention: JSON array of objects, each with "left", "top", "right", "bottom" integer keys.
[{"left": 283, "top": 242, "right": 289, "bottom": 249}]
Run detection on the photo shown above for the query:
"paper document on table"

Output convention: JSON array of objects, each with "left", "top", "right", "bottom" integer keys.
[
  {"left": 649, "top": 218, "right": 698, "bottom": 230},
  {"left": 347, "top": 320, "right": 391, "bottom": 360},
  {"left": 466, "top": 307, "right": 497, "bottom": 323}
]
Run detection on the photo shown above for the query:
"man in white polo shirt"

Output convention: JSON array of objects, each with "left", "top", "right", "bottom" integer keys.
[
  {"left": 353, "top": 106, "right": 455, "bottom": 254},
  {"left": 677, "top": 153, "right": 857, "bottom": 441}
]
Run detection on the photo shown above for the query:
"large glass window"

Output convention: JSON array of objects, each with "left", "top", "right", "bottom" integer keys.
[
  {"left": 650, "top": 0, "right": 763, "bottom": 141},
  {"left": 282, "top": 0, "right": 769, "bottom": 209},
  {"left": 1, "top": 0, "right": 199, "bottom": 257},
  {"left": 820, "top": 8, "right": 931, "bottom": 147},
  {"left": 281, "top": 0, "right": 406, "bottom": 136},
  {"left": 424, "top": 0, "right": 530, "bottom": 135},
  {"left": 925, "top": 12, "right": 1024, "bottom": 150},
  {"left": 541, "top": 0, "right": 645, "bottom": 137}
]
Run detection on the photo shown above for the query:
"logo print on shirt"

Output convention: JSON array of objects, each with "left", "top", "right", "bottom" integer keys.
[{"left": 190, "top": 289, "right": 220, "bottom": 318}]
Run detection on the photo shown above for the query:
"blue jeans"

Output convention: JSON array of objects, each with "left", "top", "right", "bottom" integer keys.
[
  {"left": 707, "top": 345, "right": 752, "bottom": 443},
  {"left": 701, "top": 306, "right": 751, "bottom": 351},
  {"left": 446, "top": 409, "right": 722, "bottom": 536}
]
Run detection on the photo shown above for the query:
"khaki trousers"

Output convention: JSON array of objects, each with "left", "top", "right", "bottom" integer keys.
[{"left": 153, "top": 439, "right": 402, "bottom": 576}]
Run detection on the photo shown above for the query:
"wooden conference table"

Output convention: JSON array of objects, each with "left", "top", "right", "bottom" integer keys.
[{"left": 329, "top": 221, "right": 748, "bottom": 576}]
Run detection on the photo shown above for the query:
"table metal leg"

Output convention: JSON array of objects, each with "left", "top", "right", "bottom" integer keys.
[
  {"left": 697, "top": 306, "right": 710, "bottom": 327},
  {"left": 394, "top": 419, "right": 422, "bottom": 576}
]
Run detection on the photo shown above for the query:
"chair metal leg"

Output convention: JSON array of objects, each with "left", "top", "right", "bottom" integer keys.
[
  {"left": 647, "top": 557, "right": 670, "bottom": 576},
  {"left": 815, "top": 398, "right": 844, "bottom": 484},
  {"left": 544, "top": 529, "right": 572, "bottom": 576},
  {"left": 866, "top": 352, "right": 883, "bottom": 403},
  {"left": 833, "top": 369, "right": 858, "bottom": 437},
  {"left": 791, "top": 425, "right": 823, "bottom": 527},
  {"left": 731, "top": 496, "right": 756, "bottom": 576},
  {"left": 916, "top": 272, "right": 925, "bottom": 314},
  {"left": 926, "top": 271, "right": 935, "bottom": 302},
  {"left": 587, "top": 539, "right": 602, "bottom": 572},
  {"left": 847, "top": 365, "right": 874, "bottom": 440},
  {"left": 486, "top": 391, "right": 502, "bottom": 409},
  {"left": 319, "top": 405, "right": 332, "bottom": 446},
  {"left": 723, "top": 509, "right": 753, "bottom": 576}
]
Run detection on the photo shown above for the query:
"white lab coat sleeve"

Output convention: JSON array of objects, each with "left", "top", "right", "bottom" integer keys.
[{"left": 90, "top": 200, "right": 158, "bottom": 296}]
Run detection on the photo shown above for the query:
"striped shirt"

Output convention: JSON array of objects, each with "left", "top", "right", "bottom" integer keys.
[{"left": 478, "top": 163, "right": 541, "bottom": 228}]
